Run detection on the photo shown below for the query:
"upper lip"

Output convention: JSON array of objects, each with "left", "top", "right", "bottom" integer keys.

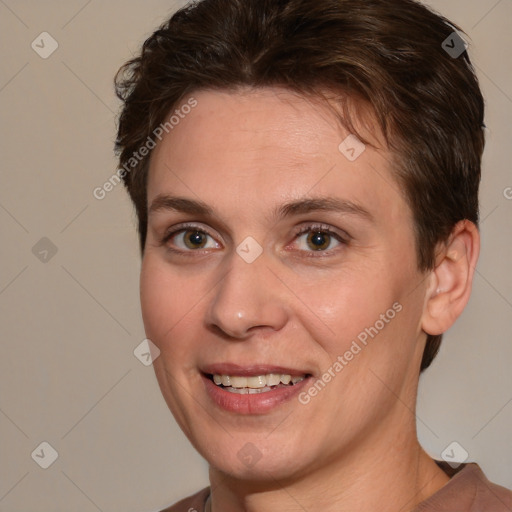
[{"left": 202, "top": 363, "right": 311, "bottom": 377}]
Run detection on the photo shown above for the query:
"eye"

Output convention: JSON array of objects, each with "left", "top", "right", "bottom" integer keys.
[
  {"left": 160, "top": 222, "right": 348, "bottom": 256},
  {"left": 293, "top": 224, "right": 348, "bottom": 253},
  {"left": 162, "top": 224, "right": 221, "bottom": 252}
]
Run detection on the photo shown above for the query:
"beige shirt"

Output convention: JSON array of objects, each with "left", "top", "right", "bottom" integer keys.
[{"left": 158, "top": 462, "right": 512, "bottom": 512}]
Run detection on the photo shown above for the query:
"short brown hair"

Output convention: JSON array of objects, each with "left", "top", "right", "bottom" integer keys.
[{"left": 114, "top": 0, "right": 485, "bottom": 371}]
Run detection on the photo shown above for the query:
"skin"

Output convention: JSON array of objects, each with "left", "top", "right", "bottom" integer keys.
[{"left": 140, "top": 87, "right": 479, "bottom": 511}]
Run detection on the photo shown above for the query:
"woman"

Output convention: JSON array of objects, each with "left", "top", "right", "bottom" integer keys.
[{"left": 114, "top": 0, "right": 512, "bottom": 510}]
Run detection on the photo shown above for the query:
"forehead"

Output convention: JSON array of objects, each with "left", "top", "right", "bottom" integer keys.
[{"left": 146, "top": 87, "right": 403, "bottom": 222}]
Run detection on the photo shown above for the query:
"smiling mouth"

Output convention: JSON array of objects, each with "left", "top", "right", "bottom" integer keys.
[{"left": 208, "top": 373, "right": 309, "bottom": 394}]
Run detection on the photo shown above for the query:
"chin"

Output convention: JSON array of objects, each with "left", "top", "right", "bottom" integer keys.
[{"left": 198, "top": 433, "right": 317, "bottom": 483}]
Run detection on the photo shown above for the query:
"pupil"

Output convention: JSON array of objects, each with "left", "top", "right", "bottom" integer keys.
[
  {"left": 186, "top": 230, "right": 206, "bottom": 248},
  {"left": 308, "top": 231, "right": 330, "bottom": 250}
]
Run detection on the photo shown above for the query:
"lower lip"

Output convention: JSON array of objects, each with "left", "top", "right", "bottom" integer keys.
[{"left": 202, "top": 374, "right": 311, "bottom": 414}]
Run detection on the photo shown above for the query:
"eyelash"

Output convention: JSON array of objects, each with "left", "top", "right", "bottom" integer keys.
[{"left": 160, "top": 222, "right": 349, "bottom": 257}]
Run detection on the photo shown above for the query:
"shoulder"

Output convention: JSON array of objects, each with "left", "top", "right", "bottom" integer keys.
[
  {"left": 462, "top": 463, "right": 512, "bottom": 510},
  {"left": 415, "top": 462, "right": 512, "bottom": 511},
  {"left": 155, "top": 487, "right": 210, "bottom": 512}
]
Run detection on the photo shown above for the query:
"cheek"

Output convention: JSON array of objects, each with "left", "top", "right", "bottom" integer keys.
[
  {"left": 294, "top": 259, "right": 423, "bottom": 399},
  {"left": 294, "top": 264, "right": 399, "bottom": 353},
  {"left": 140, "top": 258, "right": 170, "bottom": 341},
  {"left": 139, "top": 256, "right": 200, "bottom": 358}
]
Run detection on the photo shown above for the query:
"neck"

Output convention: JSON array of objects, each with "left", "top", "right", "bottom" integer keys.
[{"left": 208, "top": 415, "right": 450, "bottom": 512}]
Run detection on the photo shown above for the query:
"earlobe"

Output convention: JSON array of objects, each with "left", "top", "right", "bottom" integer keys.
[{"left": 421, "top": 220, "right": 480, "bottom": 336}]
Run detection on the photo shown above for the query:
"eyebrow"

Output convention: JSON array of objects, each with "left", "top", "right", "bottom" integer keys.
[
  {"left": 276, "top": 196, "right": 373, "bottom": 221},
  {"left": 148, "top": 194, "right": 374, "bottom": 222}
]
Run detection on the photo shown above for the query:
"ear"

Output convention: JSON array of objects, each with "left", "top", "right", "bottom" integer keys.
[{"left": 421, "top": 220, "right": 480, "bottom": 336}]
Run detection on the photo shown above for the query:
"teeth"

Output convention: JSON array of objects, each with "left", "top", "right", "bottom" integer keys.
[
  {"left": 247, "top": 376, "right": 266, "bottom": 388},
  {"left": 266, "top": 373, "right": 281, "bottom": 386},
  {"left": 229, "top": 376, "right": 246, "bottom": 388},
  {"left": 211, "top": 373, "right": 306, "bottom": 389},
  {"left": 280, "top": 374, "right": 291, "bottom": 385}
]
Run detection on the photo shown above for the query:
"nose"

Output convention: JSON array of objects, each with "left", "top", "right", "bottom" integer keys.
[{"left": 205, "top": 250, "right": 289, "bottom": 340}]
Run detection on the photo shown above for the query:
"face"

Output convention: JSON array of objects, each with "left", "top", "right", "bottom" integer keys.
[{"left": 141, "top": 87, "right": 430, "bottom": 481}]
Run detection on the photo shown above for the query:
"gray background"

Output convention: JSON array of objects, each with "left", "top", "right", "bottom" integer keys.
[{"left": 0, "top": 1, "right": 511, "bottom": 511}]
